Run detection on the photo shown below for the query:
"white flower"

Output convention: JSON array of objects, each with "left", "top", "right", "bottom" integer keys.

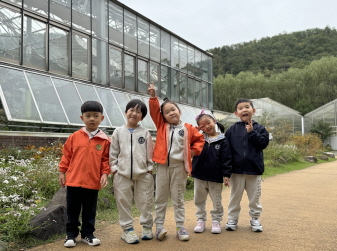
[{"left": 3, "top": 180, "right": 9, "bottom": 184}]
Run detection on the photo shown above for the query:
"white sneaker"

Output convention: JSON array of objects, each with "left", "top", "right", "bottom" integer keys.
[
  {"left": 177, "top": 227, "right": 189, "bottom": 241},
  {"left": 250, "top": 218, "right": 263, "bottom": 232},
  {"left": 156, "top": 228, "right": 167, "bottom": 241},
  {"left": 141, "top": 227, "right": 153, "bottom": 240},
  {"left": 211, "top": 220, "right": 221, "bottom": 234},
  {"left": 194, "top": 219, "right": 206, "bottom": 233},
  {"left": 225, "top": 219, "right": 238, "bottom": 231},
  {"left": 64, "top": 237, "right": 76, "bottom": 247},
  {"left": 121, "top": 228, "right": 139, "bottom": 244},
  {"left": 81, "top": 235, "right": 101, "bottom": 246}
]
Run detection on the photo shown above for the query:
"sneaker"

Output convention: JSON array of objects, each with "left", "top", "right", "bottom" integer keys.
[
  {"left": 225, "top": 219, "right": 238, "bottom": 231},
  {"left": 156, "top": 228, "right": 167, "bottom": 241},
  {"left": 64, "top": 237, "right": 76, "bottom": 248},
  {"left": 141, "top": 227, "right": 153, "bottom": 240},
  {"left": 121, "top": 228, "right": 139, "bottom": 244},
  {"left": 177, "top": 227, "right": 189, "bottom": 241},
  {"left": 194, "top": 219, "right": 206, "bottom": 233},
  {"left": 81, "top": 235, "right": 101, "bottom": 246},
  {"left": 211, "top": 220, "right": 221, "bottom": 234},
  {"left": 250, "top": 218, "right": 263, "bottom": 232}
]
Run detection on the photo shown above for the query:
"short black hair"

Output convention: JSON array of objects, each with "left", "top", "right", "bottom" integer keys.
[
  {"left": 81, "top": 101, "right": 103, "bottom": 114},
  {"left": 234, "top": 98, "right": 254, "bottom": 111},
  {"left": 125, "top": 99, "right": 147, "bottom": 119},
  {"left": 196, "top": 114, "right": 225, "bottom": 133}
]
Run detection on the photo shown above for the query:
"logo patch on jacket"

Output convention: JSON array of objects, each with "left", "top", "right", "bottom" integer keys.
[
  {"left": 178, "top": 129, "right": 184, "bottom": 137},
  {"left": 96, "top": 144, "right": 102, "bottom": 151},
  {"left": 214, "top": 144, "right": 220, "bottom": 150},
  {"left": 138, "top": 137, "right": 145, "bottom": 144}
]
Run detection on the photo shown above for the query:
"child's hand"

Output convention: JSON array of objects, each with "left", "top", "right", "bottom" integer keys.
[
  {"left": 59, "top": 172, "right": 65, "bottom": 188},
  {"left": 147, "top": 81, "right": 156, "bottom": 97},
  {"left": 195, "top": 125, "right": 204, "bottom": 131},
  {"left": 224, "top": 177, "right": 230, "bottom": 187},
  {"left": 100, "top": 173, "right": 108, "bottom": 188},
  {"left": 246, "top": 120, "right": 253, "bottom": 133}
]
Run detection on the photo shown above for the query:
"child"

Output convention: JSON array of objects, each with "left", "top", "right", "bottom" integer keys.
[
  {"left": 224, "top": 98, "right": 269, "bottom": 232},
  {"left": 109, "top": 99, "right": 154, "bottom": 244},
  {"left": 192, "top": 111, "right": 232, "bottom": 234},
  {"left": 59, "top": 101, "right": 111, "bottom": 248},
  {"left": 147, "top": 82, "right": 204, "bottom": 241}
]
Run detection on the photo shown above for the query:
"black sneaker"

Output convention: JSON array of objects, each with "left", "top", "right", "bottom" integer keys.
[
  {"left": 64, "top": 237, "right": 76, "bottom": 248},
  {"left": 81, "top": 235, "right": 101, "bottom": 246}
]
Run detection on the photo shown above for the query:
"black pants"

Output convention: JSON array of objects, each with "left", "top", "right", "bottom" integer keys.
[{"left": 66, "top": 186, "right": 98, "bottom": 238}]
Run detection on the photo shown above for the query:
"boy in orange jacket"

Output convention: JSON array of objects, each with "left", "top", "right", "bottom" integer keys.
[{"left": 59, "top": 101, "right": 111, "bottom": 248}]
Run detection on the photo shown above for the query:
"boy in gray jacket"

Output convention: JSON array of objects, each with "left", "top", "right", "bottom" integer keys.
[{"left": 109, "top": 99, "right": 154, "bottom": 244}]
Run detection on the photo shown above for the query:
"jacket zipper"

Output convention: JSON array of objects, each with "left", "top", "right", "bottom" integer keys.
[
  {"left": 130, "top": 132, "right": 133, "bottom": 180},
  {"left": 167, "top": 126, "right": 175, "bottom": 167}
]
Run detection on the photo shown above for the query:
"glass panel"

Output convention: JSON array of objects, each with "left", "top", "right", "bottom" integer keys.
[
  {"left": 0, "top": 67, "right": 40, "bottom": 121},
  {"left": 201, "top": 82, "right": 208, "bottom": 107},
  {"left": 139, "top": 96, "right": 156, "bottom": 130},
  {"left": 52, "top": 78, "right": 83, "bottom": 124},
  {"left": 23, "top": 17, "right": 46, "bottom": 70},
  {"left": 109, "top": 46, "right": 123, "bottom": 88},
  {"left": 150, "top": 24, "right": 160, "bottom": 62},
  {"left": 50, "top": 0, "right": 71, "bottom": 25},
  {"left": 138, "top": 59, "right": 148, "bottom": 94},
  {"left": 92, "top": 0, "right": 108, "bottom": 40},
  {"left": 208, "top": 83, "right": 213, "bottom": 110},
  {"left": 92, "top": 38, "right": 108, "bottom": 85},
  {"left": 24, "top": 0, "right": 48, "bottom": 16},
  {"left": 72, "top": 32, "right": 88, "bottom": 79},
  {"left": 201, "top": 53, "right": 209, "bottom": 81},
  {"left": 112, "top": 91, "right": 130, "bottom": 118},
  {"left": 124, "top": 54, "right": 135, "bottom": 91},
  {"left": 171, "top": 37, "right": 179, "bottom": 69},
  {"left": 179, "top": 41, "right": 187, "bottom": 73},
  {"left": 49, "top": 26, "right": 69, "bottom": 75},
  {"left": 0, "top": 6, "right": 21, "bottom": 64},
  {"left": 124, "top": 10, "right": 137, "bottom": 53},
  {"left": 72, "top": 0, "right": 91, "bottom": 33},
  {"left": 195, "top": 81, "right": 201, "bottom": 106},
  {"left": 187, "top": 45, "right": 194, "bottom": 76},
  {"left": 26, "top": 73, "right": 67, "bottom": 123},
  {"left": 108, "top": 1, "right": 123, "bottom": 47},
  {"left": 138, "top": 17, "right": 149, "bottom": 58},
  {"left": 160, "top": 30, "right": 170, "bottom": 66},
  {"left": 194, "top": 50, "right": 202, "bottom": 79},
  {"left": 187, "top": 78, "right": 194, "bottom": 105},
  {"left": 2, "top": 0, "right": 22, "bottom": 7},
  {"left": 160, "top": 65, "right": 170, "bottom": 98},
  {"left": 150, "top": 62, "right": 159, "bottom": 91},
  {"left": 171, "top": 69, "right": 179, "bottom": 102},
  {"left": 179, "top": 73, "right": 187, "bottom": 103},
  {"left": 75, "top": 83, "right": 110, "bottom": 127}
]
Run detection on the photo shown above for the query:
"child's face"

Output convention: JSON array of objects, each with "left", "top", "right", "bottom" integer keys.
[
  {"left": 234, "top": 102, "right": 256, "bottom": 123},
  {"left": 80, "top": 111, "right": 104, "bottom": 132},
  {"left": 162, "top": 103, "right": 181, "bottom": 125},
  {"left": 125, "top": 105, "right": 143, "bottom": 128},
  {"left": 198, "top": 116, "right": 217, "bottom": 137}
]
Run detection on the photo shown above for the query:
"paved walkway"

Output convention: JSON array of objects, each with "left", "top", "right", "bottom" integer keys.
[{"left": 30, "top": 161, "right": 337, "bottom": 251}]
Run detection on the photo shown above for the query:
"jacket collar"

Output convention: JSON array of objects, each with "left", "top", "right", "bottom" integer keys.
[{"left": 80, "top": 127, "right": 111, "bottom": 142}]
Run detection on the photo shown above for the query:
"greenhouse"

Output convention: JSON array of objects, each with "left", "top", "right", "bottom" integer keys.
[
  {"left": 304, "top": 98, "right": 337, "bottom": 149},
  {"left": 222, "top": 98, "right": 303, "bottom": 135}
]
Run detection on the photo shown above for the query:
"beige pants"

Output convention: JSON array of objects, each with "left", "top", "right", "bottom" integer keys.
[
  {"left": 113, "top": 173, "right": 154, "bottom": 230},
  {"left": 194, "top": 178, "right": 224, "bottom": 222},
  {"left": 154, "top": 164, "right": 187, "bottom": 229},
  {"left": 227, "top": 174, "right": 262, "bottom": 221}
]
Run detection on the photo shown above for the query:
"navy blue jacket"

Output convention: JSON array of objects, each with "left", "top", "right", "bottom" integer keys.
[
  {"left": 192, "top": 134, "right": 232, "bottom": 183},
  {"left": 225, "top": 121, "right": 269, "bottom": 175}
]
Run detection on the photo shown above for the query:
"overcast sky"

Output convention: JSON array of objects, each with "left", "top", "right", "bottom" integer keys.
[{"left": 118, "top": 0, "right": 337, "bottom": 51}]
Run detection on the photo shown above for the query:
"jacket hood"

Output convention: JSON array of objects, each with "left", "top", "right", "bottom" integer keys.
[{"left": 81, "top": 127, "right": 111, "bottom": 142}]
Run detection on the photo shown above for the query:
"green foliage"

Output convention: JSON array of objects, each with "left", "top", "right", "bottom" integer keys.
[
  {"left": 264, "top": 143, "right": 300, "bottom": 167},
  {"left": 309, "top": 119, "right": 334, "bottom": 143},
  {"left": 289, "top": 132, "right": 323, "bottom": 156}
]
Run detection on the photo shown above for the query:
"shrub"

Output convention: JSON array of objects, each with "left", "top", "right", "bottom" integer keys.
[
  {"left": 264, "top": 143, "right": 300, "bottom": 167},
  {"left": 272, "top": 119, "right": 293, "bottom": 144},
  {"left": 289, "top": 132, "right": 323, "bottom": 156},
  {"left": 309, "top": 119, "right": 334, "bottom": 143}
]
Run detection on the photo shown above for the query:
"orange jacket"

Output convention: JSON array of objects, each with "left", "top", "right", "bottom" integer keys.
[
  {"left": 59, "top": 128, "right": 111, "bottom": 190},
  {"left": 149, "top": 97, "right": 205, "bottom": 173}
]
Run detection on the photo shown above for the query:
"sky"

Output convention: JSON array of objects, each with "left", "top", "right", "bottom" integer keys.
[{"left": 118, "top": 0, "right": 337, "bottom": 51}]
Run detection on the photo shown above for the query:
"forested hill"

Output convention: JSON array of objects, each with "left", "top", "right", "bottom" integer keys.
[{"left": 208, "top": 26, "right": 337, "bottom": 77}]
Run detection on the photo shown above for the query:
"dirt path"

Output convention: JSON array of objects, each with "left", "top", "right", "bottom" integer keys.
[{"left": 29, "top": 161, "right": 337, "bottom": 251}]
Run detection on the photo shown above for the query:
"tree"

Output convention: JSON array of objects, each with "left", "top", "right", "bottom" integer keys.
[{"left": 309, "top": 119, "right": 334, "bottom": 143}]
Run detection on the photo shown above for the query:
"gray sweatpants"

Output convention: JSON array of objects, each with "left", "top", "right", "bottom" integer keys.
[
  {"left": 154, "top": 164, "right": 187, "bottom": 229},
  {"left": 227, "top": 173, "right": 262, "bottom": 221},
  {"left": 113, "top": 173, "right": 154, "bottom": 230},
  {"left": 194, "top": 178, "right": 224, "bottom": 222}
]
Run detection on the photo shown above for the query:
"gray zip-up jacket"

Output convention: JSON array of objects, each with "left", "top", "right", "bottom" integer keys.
[{"left": 109, "top": 125, "right": 154, "bottom": 180}]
